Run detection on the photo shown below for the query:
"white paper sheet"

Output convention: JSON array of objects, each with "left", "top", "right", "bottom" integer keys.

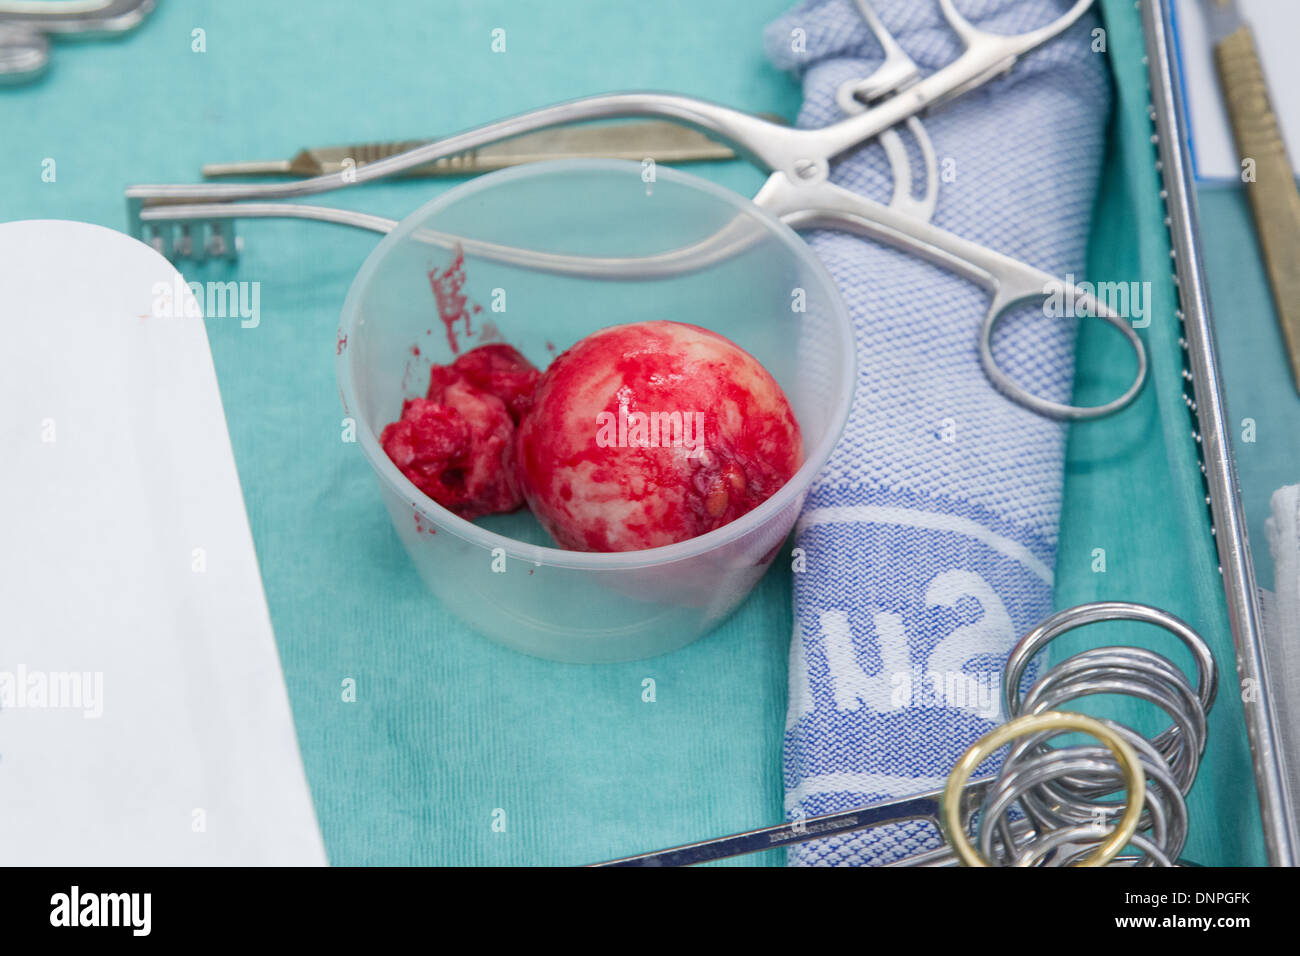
[
  {"left": 0, "top": 220, "right": 327, "bottom": 865},
  {"left": 1173, "top": 0, "right": 1300, "bottom": 180}
]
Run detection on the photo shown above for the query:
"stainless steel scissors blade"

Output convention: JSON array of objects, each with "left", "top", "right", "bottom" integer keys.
[{"left": 590, "top": 790, "right": 950, "bottom": 867}]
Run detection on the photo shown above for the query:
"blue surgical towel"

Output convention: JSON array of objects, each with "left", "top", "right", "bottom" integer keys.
[{"left": 765, "top": 0, "right": 1111, "bottom": 865}]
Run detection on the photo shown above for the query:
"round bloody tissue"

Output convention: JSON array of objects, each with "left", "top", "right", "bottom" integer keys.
[
  {"left": 516, "top": 320, "right": 803, "bottom": 552},
  {"left": 380, "top": 344, "right": 539, "bottom": 519}
]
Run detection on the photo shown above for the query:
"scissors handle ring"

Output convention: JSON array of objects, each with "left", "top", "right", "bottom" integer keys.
[
  {"left": 1002, "top": 601, "right": 1217, "bottom": 720},
  {"left": 941, "top": 710, "right": 1146, "bottom": 867},
  {"left": 980, "top": 283, "right": 1147, "bottom": 421}
]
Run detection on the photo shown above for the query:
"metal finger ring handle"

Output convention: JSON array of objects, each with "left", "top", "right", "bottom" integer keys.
[
  {"left": 979, "top": 285, "right": 1148, "bottom": 421},
  {"left": 941, "top": 710, "right": 1146, "bottom": 867}
]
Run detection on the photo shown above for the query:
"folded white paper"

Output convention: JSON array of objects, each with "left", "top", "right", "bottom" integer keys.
[{"left": 0, "top": 220, "right": 326, "bottom": 865}]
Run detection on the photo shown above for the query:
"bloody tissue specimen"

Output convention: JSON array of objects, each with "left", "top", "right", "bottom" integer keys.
[
  {"left": 381, "top": 344, "right": 541, "bottom": 519},
  {"left": 516, "top": 320, "right": 803, "bottom": 552},
  {"left": 445, "top": 343, "right": 540, "bottom": 425}
]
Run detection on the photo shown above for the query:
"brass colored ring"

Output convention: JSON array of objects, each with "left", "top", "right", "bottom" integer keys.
[{"left": 941, "top": 711, "right": 1146, "bottom": 867}]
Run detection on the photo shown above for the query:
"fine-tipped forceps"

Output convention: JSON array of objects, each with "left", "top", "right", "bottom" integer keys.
[
  {"left": 197, "top": 121, "right": 755, "bottom": 179},
  {"left": 126, "top": 0, "right": 1146, "bottom": 421},
  {"left": 0, "top": 0, "right": 155, "bottom": 83}
]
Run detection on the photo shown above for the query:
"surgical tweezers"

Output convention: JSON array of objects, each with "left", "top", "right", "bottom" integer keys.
[{"left": 199, "top": 121, "right": 755, "bottom": 179}]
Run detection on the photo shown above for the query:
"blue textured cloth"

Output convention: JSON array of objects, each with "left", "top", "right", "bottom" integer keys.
[{"left": 765, "top": 0, "right": 1111, "bottom": 865}]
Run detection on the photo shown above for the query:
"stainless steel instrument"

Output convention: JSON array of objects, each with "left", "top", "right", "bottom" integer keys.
[
  {"left": 125, "top": 0, "right": 1147, "bottom": 423},
  {"left": 593, "top": 601, "right": 1213, "bottom": 867},
  {"left": 1142, "top": 0, "right": 1298, "bottom": 865},
  {"left": 0, "top": 0, "right": 155, "bottom": 83},
  {"left": 1200, "top": 0, "right": 1300, "bottom": 395},
  {"left": 198, "top": 121, "right": 752, "bottom": 179},
  {"left": 112, "top": 0, "right": 1296, "bottom": 863}
]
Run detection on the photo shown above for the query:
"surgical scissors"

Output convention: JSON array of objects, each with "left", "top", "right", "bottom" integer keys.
[
  {"left": 126, "top": 0, "right": 1146, "bottom": 421},
  {"left": 0, "top": 0, "right": 155, "bottom": 83},
  {"left": 593, "top": 601, "right": 1214, "bottom": 867}
]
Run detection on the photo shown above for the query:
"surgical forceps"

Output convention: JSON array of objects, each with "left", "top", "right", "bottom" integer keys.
[
  {"left": 126, "top": 0, "right": 1146, "bottom": 421},
  {"left": 0, "top": 0, "right": 154, "bottom": 83}
]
